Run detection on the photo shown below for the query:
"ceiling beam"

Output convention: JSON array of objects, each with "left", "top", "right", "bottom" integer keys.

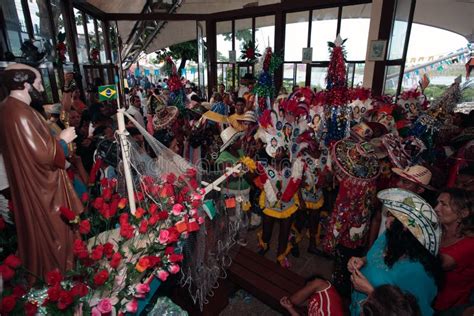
[
  {"left": 105, "top": 12, "right": 207, "bottom": 21},
  {"left": 72, "top": 1, "right": 107, "bottom": 20}
]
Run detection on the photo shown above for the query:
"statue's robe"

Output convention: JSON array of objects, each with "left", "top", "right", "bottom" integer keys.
[{"left": 0, "top": 97, "right": 83, "bottom": 281}]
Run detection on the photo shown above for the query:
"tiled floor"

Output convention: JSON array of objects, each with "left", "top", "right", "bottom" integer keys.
[{"left": 219, "top": 226, "right": 334, "bottom": 315}]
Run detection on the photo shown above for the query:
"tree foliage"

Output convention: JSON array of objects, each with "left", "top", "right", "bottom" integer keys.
[{"left": 155, "top": 40, "right": 198, "bottom": 74}]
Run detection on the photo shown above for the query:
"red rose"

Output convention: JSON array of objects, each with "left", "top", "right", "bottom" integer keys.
[
  {"left": 73, "top": 239, "right": 89, "bottom": 259},
  {"left": 99, "top": 203, "right": 113, "bottom": 219},
  {"left": 102, "top": 187, "right": 112, "bottom": 201},
  {"left": 160, "top": 184, "right": 175, "bottom": 197},
  {"left": 138, "top": 219, "right": 149, "bottom": 234},
  {"left": 46, "top": 269, "right": 63, "bottom": 286},
  {"left": 12, "top": 285, "right": 26, "bottom": 298},
  {"left": 165, "top": 247, "right": 174, "bottom": 255},
  {"left": 191, "top": 199, "right": 202, "bottom": 208},
  {"left": 169, "top": 253, "right": 184, "bottom": 263},
  {"left": 0, "top": 216, "right": 5, "bottom": 230},
  {"left": 100, "top": 178, "right": 109, "bottom": 187},
  {"left": 81, "top": 192, "right": 89, "bottom": 203},
  {"left": 57, "top": 290, "right": 74, "bottom": 310},
  {"left": 120, "top": 223, "right": 135, "bottom": 239},
  {"left": 110, "top": 252, "right": 122, "bottom": 269},
  {"left": 93, "top": 269, "right": 109, "bottom": 287},
  {"left": 25, "top": 302, "right": 38, "bottom": 316},
  {"left": 134, "top": 192, "right": 144, "bottom": 202},
  {"left": 92, "top": 197, "right": 104, "bottom": 210},
  {"left": 110, "top": 199, "right": 119, "bottom": 216},
  {"left": 167, "top": 227, "right": 180, "bottom": 243},
  {"left": 0, "top": 264, "right": 15, "bottom": 281},
  {"left": 1, "top": 295, "right": 16, "bottom": 313},
  {"left": 165, "top": 173, "right": 176, "bottom": 184},
  {"left": 149, "top": 203, "right": 158, "bottom": 215},
  {"left": 4, "top": 254, "right": 22, "bottom": 269},
  {"left": 47, "top": 285, "right": 61, "bottom": 302},
  {"left": 79, "top": 219, "right": 91, "bottom": 235},
  {"left": 59, "top": 206, "right": 77, "bottom": 222},
  {"left": 148, "top": 214, "right": 159, "bottom": 226},
  {"left": 90, "top": 245, "right": 104, "bottom": 261},
  {"left": 157, "top": 211, "right": 169, "bottom": 220},
  {"left": 186, "top": 168, "right": 197, "bottom": 179},
  {"left": 188, "top": 178, "right": 199, "bottom": 190},
  {"left": 71, "top": 282, "right": 89, "bottom": 297},
  {"left": 119, "top": 213, "right": 129, "bottom": 225},
  {"left": 103, "top": 242, "right": 114, "bottom": 259}
]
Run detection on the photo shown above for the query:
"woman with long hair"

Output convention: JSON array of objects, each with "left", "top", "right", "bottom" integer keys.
[
  {"left": 434, "top": 188, "right": 474, "bottom": 314},
  {"left": 348, "top": 188, "right": 442, "bottom": 316}
]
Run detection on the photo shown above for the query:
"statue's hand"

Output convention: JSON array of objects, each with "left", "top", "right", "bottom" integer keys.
[{"left": 59, "top": 127, "right": 77, "bottom": 144}]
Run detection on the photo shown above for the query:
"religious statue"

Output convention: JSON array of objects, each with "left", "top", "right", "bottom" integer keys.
[{"left": 0, "top": 63, "right": 83, "bottom": 283}]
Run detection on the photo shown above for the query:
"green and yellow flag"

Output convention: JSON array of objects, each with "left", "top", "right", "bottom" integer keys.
[{"left": 98, "top": 85, "right": 117, "bottom": 101}]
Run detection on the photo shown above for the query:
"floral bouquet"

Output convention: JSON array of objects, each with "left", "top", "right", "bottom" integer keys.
[{"left": 0, "top": 167, "right": 204, "bottom": 315}]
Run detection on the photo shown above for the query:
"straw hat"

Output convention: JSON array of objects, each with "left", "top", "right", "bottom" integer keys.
[
  {"left": 377, "top": 188, "right": 441, "bottom": 255},
  {"left": 152, "top": 106, "right": 178, "bottom": 130},
  {"left": 220, "top": 126, "right": 244, "bottom": 152},
  {"left": 391, "top": 165, "right": 436, "bottom": 191},
  {"left": 241, "top": 110, "right": 257, "bottom": 123}
]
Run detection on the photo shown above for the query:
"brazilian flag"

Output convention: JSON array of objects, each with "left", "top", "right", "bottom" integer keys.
[{"left": 98, "top": 85, "right": 117, "bottom": 101}]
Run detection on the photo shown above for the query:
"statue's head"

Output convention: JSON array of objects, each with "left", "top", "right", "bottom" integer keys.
[{"left": 4, "top": 63, "right": 45, "bottom": 106}]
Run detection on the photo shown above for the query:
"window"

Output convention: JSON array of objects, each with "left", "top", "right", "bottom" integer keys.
[
  {"left": 235, "top": 18, "right": 253, "bottom": 62},
  {"left": 4, "top": 0, "right": 29, "bottom": 56},
  {"left": 255, "top": 16, "right": 275, "bottom": 53},
  {"left": 340, "top": 4, "right": 371, "bottom": 61},
  {"left": 310, "top": 67, "right": 328, "bottom": 90},
  {"left": 311, "top": 7, "right": 338, "bottom": 61},
  {"left": 387, "top": 0, "right": 412, "bottom": 60},
  {"left": 74, "top": 9, "right": 88, "bottom": 64},
  {"left": 216, "top": 21, "right": 232, "bottom": 62},
  {"left": 384, "top": 65, "right": 401, "bottom": 95},
  {"left": 285, "top": 11, "right": 309, "bottom": 61}
]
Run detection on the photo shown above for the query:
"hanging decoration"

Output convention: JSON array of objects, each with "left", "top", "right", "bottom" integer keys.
[
  {"left": 324, "top": 35, "right": 350, "bottom": 145},
  {"left": 55, "top": 32, "right": 67, "bottom": 65},
  {"left": 90, "top": 47, "right": 100, "bottom": 64},
  {"left": 240, "top": 40, "right": 262, "bottom": 64},
  {"left": 253, "top": 47, "right": 283, "bottom": 116},
  {"left": 162, "top": 56, "right": 186, "bottom": 112}
]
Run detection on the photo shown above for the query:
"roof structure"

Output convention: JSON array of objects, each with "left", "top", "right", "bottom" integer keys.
[{"left": 75, "top": 0, "right": 474, "bottom": 63}]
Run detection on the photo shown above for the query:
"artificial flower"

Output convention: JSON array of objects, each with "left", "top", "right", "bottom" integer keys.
[
  {"left": 91, "top": 245, "right": 104, "bottom": 261},
  {"left": 110, "top": 252, "right": 122, "bottom": 269},
  {"left": 125, "top": 299, "right": 138, "bottom": 313},
  {"left": 157, "top": 270, "right": 169, "bottom": 281},
  {"left": 93, "top": 269, "right": 109, "bottom": 287},
  {"left": 57, "top": 290, "right": 74, "bottom": 310},
  {"left": 4, "top": 254, "right": 21, "bottom": 269},
  {"left": 81, "top": 192, "right": 89, "bottom": 203},
  {"left": 118, "top": 198, "right": 128, "bottom": 209},
  {"left": 25, "top": 302, "right": 38, "bottom": 316},
  {"left": 1, "top": 295, "right": 16, "bottom": 313},
  {"left": 96, "top": 298, "right": 113, "bottom": 314},
  {"left": 134, "top": 207, "right": 145, "bottom": 219},
  {"left": 172, "top": 203, "right": 184, "bottom": 216},
  {"left": 12, "top": 285, "right": 26, "bottom": 298},
  {"left": 139, "top": 219, "right": 149, "bottom": 234},
  {"left": 135, "top": 283, "right": 150, "bottom": 298},
  {"left": 59, "top": 206, "right": 79, "bottom": 223},
  {"left": 168, "top": 264, "right": 180, "bottom": 274},
  {"left": 47, "top": 285, "right": 61, "bottom": 301},
  {"left": 46, "top": 269, "right": 63, "bottom": 286},
  {"left": 103, "top": 242, "right": 114, "bottom": 259},
  {"left": 158, "top": 230, "right": 169, "bottom": 244},
  {"left": 79, "top": 219, "right": 91, "bottom": 235},
  {"left": 73, "top": 239, "right": 89, "bottom": 259},
  {"left": 0, "top": 264, "right": 15, "bottom": 281},
  {"left": 71, "top": 282, "right": 89, "bottom": 297}
]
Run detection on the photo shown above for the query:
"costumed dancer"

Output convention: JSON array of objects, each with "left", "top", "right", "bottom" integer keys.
[
  {"left": 0, "top": 64, "right": 83, "bottom": 283},
  {"left": 253, "top": 99, "right": 303, "bottom": 268},
  {"left": 322, "top": 139, "right": 380, "bottom": 299}
]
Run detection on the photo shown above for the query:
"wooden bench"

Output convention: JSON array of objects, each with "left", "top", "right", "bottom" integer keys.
[{"left": 228, "top": 246, "right": 307, "bottom": 314}]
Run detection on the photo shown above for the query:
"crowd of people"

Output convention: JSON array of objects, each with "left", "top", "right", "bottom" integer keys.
[{"left": 1, "top": 61, "right": 473, "bottom": 316}]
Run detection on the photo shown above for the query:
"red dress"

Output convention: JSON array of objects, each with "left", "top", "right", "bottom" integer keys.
[
  {"left": 308, "top": 282, "right": 344, "bottom": 316},
  {"left": 435, "top": 236, "right": 474, "bottom": 311}
]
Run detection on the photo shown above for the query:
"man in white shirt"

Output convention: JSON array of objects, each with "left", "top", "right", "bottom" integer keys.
[{"left": 127, "top": 94, "right": 146, "bottom": 128}]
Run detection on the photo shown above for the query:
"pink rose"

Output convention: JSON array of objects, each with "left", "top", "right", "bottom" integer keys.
[
  {"left": 96, "top": 298, "right": 113, "bottom": 314},
  {"left": 192, "top": 193, "right": 203, "bottom": 201},
  {"left": 157, "top": 270, "right": 169, "bottom": 281},
  {"left": 171, "top": 204, "right": 184, "bottom": 216},
  {"left": 135, "top": 283, "right": 150, "bottom": 298},
  {"left": 158, "top": 230, "right": 169, "bottom": 244},
  {"left": 91, "top": 307, "right": 101, "bottom": 316},
  {"left": 126, "top": 299, "right": 138, "bottom": 313},
  {"left": 189, "top": 209, "right": 197, "bottom": 216},
  {"left": 198, "top": 216, "right": 205, "bottom": 225},
  {"left": 168, "top": 264, "right": 180, "bottom": 274}
]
